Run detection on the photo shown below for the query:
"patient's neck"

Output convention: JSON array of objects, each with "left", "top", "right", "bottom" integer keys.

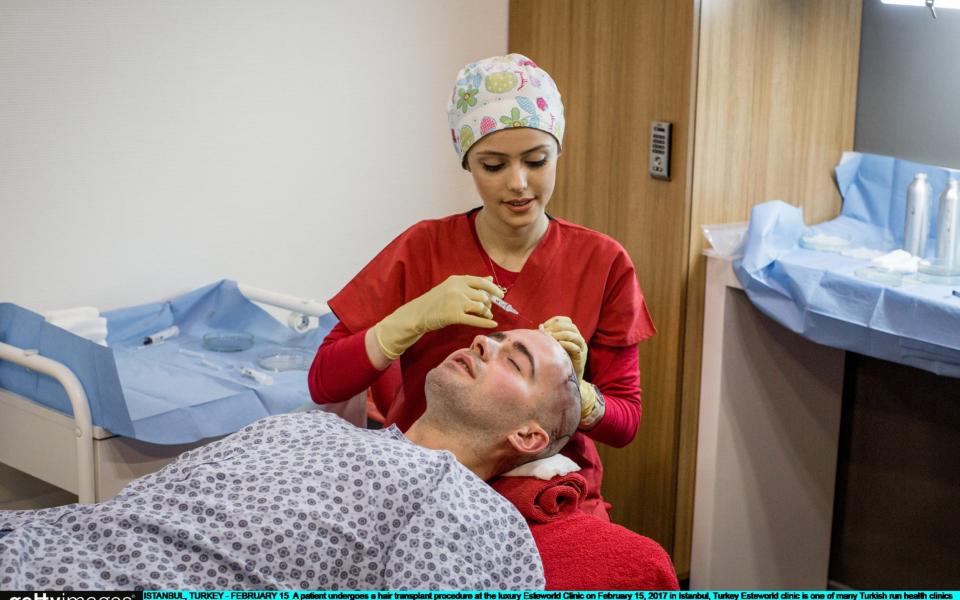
[{"left": 405, "top": 419, "right": 499, "bottom": 481}]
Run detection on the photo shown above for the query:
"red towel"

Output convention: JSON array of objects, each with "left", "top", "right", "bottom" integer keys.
[
  {"left": 492, "top": 474, "right": 680, "bottom": 591},
  {"left": 493, "top": 473, "right": 585, "bottom": 523}
]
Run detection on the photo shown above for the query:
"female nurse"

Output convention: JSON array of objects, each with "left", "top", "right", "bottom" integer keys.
[{"left": 308, "top": 54, "right": 655, "bottom": 520}]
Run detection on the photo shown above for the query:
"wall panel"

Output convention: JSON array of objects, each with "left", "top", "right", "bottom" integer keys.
[{"left": 676, "top": 0, "right": 861, "bottom": 576}]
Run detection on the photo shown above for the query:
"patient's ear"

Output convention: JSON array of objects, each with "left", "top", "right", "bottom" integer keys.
[{"left": 507, "top": 424, "right": 549, "bottom": 456}]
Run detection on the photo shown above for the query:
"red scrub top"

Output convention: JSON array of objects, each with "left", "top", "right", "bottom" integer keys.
[{"left": 312, "top": 209, "right": 656, "bottom": 518}]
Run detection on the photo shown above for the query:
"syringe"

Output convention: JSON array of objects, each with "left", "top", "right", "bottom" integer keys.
[
  {"left": 143, "top": 325, "right": 180, "bottom": 345},
  {"left": 491, "top": 295, "right": 537, "bottom": 326},
  {"left": 491, "top": 295, "right": 519, "bottom": 315},
  {"left": 178, "top": 348, "right": 223, "bottom": 370},
  {"left": 239, "top": 365, "right": 274, "bottom": 386}
]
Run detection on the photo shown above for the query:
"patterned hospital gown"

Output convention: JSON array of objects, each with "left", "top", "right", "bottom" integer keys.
[{"left": 0, "top": 412, "right": 544, "bottom": 590}]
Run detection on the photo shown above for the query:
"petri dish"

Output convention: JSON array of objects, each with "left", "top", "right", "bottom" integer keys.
[
  {"left": 202, "top": 331, "right": 255, "bottom": 352},
  {"left": 916, "top": 259, "right": 960, "bottom": 285},
  {"left": 800, "top": 232, "right": 850, "bottom": 253},
  {"left": 839, "top": 246, "right": 884, "bottom": 260},
  {"left": 854, "top": 267, "right": 903, "bottom": 287},
  {"left": 257, "top": 349, "right": 313, "bottom": 372}
]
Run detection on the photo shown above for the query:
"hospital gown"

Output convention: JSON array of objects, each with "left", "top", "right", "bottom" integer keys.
[{"left": 0, "top": 412, "right": 545, "bottom": 590}]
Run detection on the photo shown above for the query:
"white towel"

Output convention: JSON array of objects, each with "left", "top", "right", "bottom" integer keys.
[
  {"left": 49, "top": 313, "right": 100, "bottom": 331},
  {"left": 78, "top": 328, "right": 108, "bottom": 345},
  {"left": 66, "top": 317, "right": 107, "bottom": 338},
  {"left": 501, "top": 454, "right": 581, "bottom": 480},
  {"left": 42, "top": 306, "right": 99, "bottom": 322},
  {"left": 44, "top": 308, "right": 109, "bottom": 346},
  {"left": 871, "top": 249, "right": 922, "bottom": 274}
]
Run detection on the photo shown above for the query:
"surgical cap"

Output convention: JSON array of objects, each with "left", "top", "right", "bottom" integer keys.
[{"left": 447, "top": 53, "right": 564, "bottom": 166}]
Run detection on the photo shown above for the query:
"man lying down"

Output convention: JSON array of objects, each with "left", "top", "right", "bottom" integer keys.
[{"left": 0, "top": 329, "right": 581, "bottom": 591}]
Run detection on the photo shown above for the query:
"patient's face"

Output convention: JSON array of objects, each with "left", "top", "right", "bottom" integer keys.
[{"left": 425, "top": 328, "right": 570, "bottom": 429}]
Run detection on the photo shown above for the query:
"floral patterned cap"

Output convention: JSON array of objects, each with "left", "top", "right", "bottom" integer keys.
[{"left": 447, "top": 53, "right": 564, "bottom": 167}]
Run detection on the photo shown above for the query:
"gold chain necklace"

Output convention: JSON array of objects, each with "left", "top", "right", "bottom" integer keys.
[
  {"left": 475, "top": 211, "right": 547, "bottom": 295},
  {"left": 475, "top": 212, "right": 510, "bottom": 294},
  {"left": 483, "top": 251, "right": 510, "bottom": 295}
]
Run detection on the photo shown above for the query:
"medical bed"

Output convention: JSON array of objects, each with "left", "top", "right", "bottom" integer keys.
[{"left": 0, "top": 283, "right": 365, "bottom": 505}]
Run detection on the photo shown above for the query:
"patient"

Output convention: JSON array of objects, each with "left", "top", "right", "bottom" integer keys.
[{"left": 0, "top": 329, "right": 579, "bottom": 591}]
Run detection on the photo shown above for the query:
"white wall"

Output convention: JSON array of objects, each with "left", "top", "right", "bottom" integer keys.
[{"left": 0, "top": 0, "right": 508, "bottom": 312}]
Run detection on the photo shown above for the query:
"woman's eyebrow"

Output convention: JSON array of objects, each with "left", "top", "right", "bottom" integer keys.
[{"left": 474, "top": 144, "right": 551, "bottom": 158}]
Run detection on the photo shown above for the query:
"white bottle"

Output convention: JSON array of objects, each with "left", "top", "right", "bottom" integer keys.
[
  {"left": 903, "top": 173, "right": 932, "bottom": 257},
  {"left": 935, "top": 178, "right": 960, "bottom": 268}
]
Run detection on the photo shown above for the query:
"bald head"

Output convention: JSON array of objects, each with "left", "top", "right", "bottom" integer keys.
[
  {"left": 421, "top": 328, "right": 581, "bottom": 475},
  {"left": 531, "top": 357, "right": 581, "bottom": 462}
]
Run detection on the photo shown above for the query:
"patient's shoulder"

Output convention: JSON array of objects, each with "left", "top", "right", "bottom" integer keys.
[
  {"left": 383, "top": 454, "right": 545, "bottom": 590},
  {"left": 257, "top": 409, "right": 370, "bottom": 437}
]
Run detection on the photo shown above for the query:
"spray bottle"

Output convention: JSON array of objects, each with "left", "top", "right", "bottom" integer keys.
[{"left": 904, "top": 173, "right": 932, "bottom": 257}]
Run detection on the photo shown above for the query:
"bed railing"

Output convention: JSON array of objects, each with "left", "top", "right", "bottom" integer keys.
[
  {"left": 0, "top": 283, "right": 334, "bottom": 505},
  {"left": 0, "top": 340, "right": 96, "bottom": 503}
]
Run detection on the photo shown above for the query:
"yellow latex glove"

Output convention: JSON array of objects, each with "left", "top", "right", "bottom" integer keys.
[
  {"left": 374, "top": 275, "right": 503, "bottom": 360},
  {"left": 541, "top": 316, "right": 586, "bottom": 379},
  {"left": 541, "top": 315, "right": 605, "bottom": 429}
]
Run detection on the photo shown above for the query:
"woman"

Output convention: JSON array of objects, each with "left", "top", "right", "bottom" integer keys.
[{"left": 309, "top": 54, "right": 655, "bottom": 520}]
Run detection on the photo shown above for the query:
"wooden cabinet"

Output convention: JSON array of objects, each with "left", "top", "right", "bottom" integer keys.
[{"left": 509, "top": 0, "right": 861, "bottom": 578}]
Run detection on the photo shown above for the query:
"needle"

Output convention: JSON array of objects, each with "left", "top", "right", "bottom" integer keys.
[{"left": 491, "top": 296, "right": 537, "bottom": 326}]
